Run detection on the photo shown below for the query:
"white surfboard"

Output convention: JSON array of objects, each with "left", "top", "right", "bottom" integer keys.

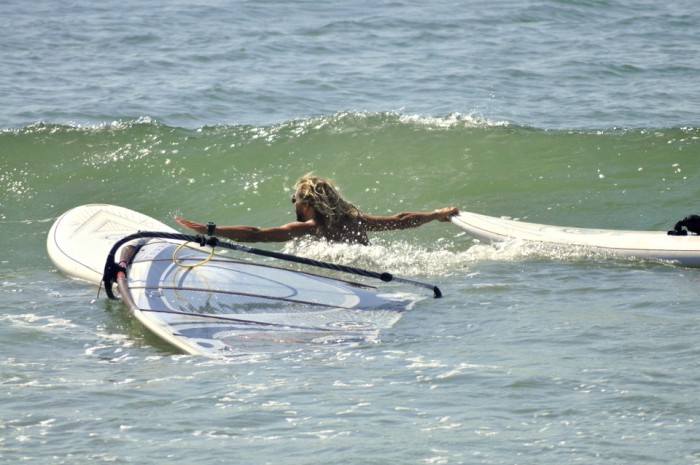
[
  {"left": 451, "top": 210, "right": 700, "bottom": 267},
  {"left": 47, "top": 204, "right": 177, "bottom": 284},
  {"left": 48, "top": 204, "right": 417, "bottom": 357}
]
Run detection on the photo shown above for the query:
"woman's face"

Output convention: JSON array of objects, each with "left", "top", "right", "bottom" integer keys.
[{"left": 293, "top": 187, "right": 314, "bottom": 222}]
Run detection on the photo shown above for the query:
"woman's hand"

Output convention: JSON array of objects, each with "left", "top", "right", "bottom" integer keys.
[
  {"left": 435, "top": 207, "right": 459, "bottom": 222},
  {"left": 174, "top": 216, "right": 206, "bottom": 234}
]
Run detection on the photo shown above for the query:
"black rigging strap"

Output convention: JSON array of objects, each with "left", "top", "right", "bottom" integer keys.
[
  {"left": 101, "top": 231, "right": 443, "bottom": 299},
  {"left": 668, "top": 214, "right": 700, "bottom": 236}
]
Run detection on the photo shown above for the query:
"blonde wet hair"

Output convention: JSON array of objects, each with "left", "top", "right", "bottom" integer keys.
[{"left": 294, "top": 173, "right": 362, "bottom": 231}]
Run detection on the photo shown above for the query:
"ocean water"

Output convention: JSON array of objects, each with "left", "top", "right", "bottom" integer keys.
[{"left": 2, "top": 0, "right": 700, "bottom": 463}]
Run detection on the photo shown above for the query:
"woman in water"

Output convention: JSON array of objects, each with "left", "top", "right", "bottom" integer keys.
[{"left": 175, "top": 173, "right": 458, "bottom": 245}]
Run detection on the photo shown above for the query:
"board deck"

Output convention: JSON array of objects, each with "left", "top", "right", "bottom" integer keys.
[
  {"left": 48, "top": 204, "right": 417, "bottom": 357},
  {"left": 47, "top": 204, "right": 177, "bottom": 284},
  {"left": 451, "top": 210, "right": 700, "bottom": 267}
]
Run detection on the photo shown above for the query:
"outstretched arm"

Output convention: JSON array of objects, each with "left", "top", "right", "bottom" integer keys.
[
  {"left": 174, "top": 217, "right": 317, "bottom": 242},
  {"left": 361, "top": 207, "right": 459, "bottom": 231}
]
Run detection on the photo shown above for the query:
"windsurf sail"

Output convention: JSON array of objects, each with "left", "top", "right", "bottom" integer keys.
[{"left": 107, "top": 236, "right": 431, "bottom": 356}]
